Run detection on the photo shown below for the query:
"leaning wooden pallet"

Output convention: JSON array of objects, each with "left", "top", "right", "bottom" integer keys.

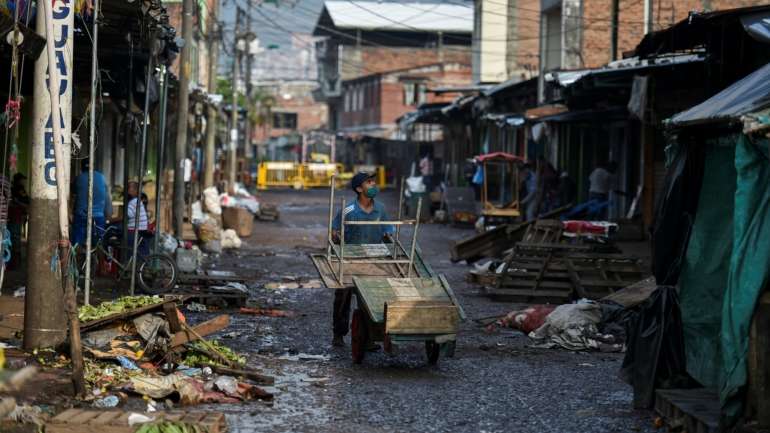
[
  {"left": 46, "top": 409, "right": 227, "bottom": 433},
  {"left": 481, "top": 246, "right": 643, "bottom": 303}
]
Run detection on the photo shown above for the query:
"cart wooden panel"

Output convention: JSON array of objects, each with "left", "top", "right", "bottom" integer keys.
[{"left": 352, "top": 277, "right": 458, "bottom": 325}]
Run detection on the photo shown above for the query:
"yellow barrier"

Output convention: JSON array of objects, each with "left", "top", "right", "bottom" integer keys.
[
  {"left": 257, "top": 162, "right": 387, "bottom": 190},
  {"left": 257, "top": 162, "right": 303, "bottom": 190},
  {"left": 303, "top": 163, "right": 343, "bottom": 188}
]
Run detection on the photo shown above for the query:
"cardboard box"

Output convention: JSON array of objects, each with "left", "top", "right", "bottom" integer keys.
[{"left": 222, "top": 207, "right": 254, "bottom": 237}]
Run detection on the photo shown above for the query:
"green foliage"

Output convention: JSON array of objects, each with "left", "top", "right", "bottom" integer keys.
[
  {"left": 78, "top": 296, "right": 163, "bottom": 322},
  {"left": 215, "top": 77, "right": 276, "bottom": 126},
  {"left": 182, "top": 340, "right": 246, "bottom": 367}
]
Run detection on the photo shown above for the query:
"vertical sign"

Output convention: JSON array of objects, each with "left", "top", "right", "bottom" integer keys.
[{"left": 31, "top": 0, "right": 73, "bottom": 199}]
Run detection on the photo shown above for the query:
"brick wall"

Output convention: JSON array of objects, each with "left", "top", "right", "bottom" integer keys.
[
  {"left": 508, "top": 0, "right": 541, "bottom": 80},
  {"left": 581, "top": 0, "right": 768, "bottom": 68},
  {"left": 252, "top": 98, "right": 328, "bottom": 142},
  {"left": 340, "top": 63, "right": 472, "bottom": 132},
  {"left": 341, "top": 46, "right": 471, "bottom": 80}
]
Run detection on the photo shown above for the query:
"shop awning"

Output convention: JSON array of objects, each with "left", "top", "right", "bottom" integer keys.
[{"left": 669, "top": 62, "right": 770, "bottom": 127}]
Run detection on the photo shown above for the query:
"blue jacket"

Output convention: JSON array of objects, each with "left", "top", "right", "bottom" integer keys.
[{"left": 332, "top": 198, "right": 394, "bottom": 244}]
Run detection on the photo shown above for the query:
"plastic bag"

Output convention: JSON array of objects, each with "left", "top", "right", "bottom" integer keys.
[{"left": 203, "top": 187, "right": 222, "bottom": 215}]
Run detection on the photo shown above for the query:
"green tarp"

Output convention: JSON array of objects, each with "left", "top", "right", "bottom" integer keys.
[
  {"left": 678, "top": 140, "right": 735, "bottom": 389},
  {"left": 721, "top": 135, "right": 770, "bottom": 420},
  {"left": 678, "top": 134, "right": 770, "bottom": 422}
]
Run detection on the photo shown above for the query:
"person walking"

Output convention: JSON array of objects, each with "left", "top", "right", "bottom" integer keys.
[
  {"left": 330, "top": 172, "right": 394, "bottom": 347},
  {"left": 588, "top": 161, "right": 617, "bottom": 202}
]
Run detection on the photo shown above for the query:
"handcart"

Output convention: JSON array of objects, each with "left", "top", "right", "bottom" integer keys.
[{"left": 310, "top": 177, "right": 466, "bottom": 365}]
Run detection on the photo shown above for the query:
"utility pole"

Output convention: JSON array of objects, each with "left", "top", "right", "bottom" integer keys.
[
  {"left": 229, "top": 7, "right": 241, "bottom": 193},
  {"left": 174, "top": 0, "right": 194, "bottom": 237},
  {"left": 244, "top": 0, "right": 254, "bottom": 162},
  {"left": 643, "top": 0, "right": 654, "bottom": 34},
  {"left": 610, "top": 0, "right": 620, "bottom": 61},
  {"left": 203, "top": 0, "right": 220, "bottom": 189},
  {"left": 25, "top": 0, "right": 73, "bottom": 349}
]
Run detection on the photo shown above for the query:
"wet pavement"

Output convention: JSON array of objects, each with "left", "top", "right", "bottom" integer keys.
[{"left": 191, "top": 189, "right": 656, "bottom": 433}]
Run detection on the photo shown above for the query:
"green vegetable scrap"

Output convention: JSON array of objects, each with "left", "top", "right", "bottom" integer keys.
[
  {"left": 79, "top": 296, "right": 163, "bottom": 322},
  {"left": 182, "top": 340, "right": 246, "bottom": 367},
  {"left": 134, "top": 421, "right": 209, "bottom": 433}
]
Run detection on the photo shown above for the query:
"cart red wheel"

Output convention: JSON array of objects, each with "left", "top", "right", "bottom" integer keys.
[
  {"left": 383, "top": 334, "right": 393, "bottom": 353},
  {"left": 351, "top": 309, "right": 367, "bottom": 364},
  {"left": 425, "top": 341, "right": 440, "bottom": 365}
]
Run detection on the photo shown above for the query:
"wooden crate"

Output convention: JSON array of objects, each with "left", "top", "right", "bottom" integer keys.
[
  {"left": 47, "top": 409, "right": 227, "bottom": 433},
  {"left": 654, "top": 389, "right": 718, "bottom": 433},
  {"left": 222, "top": 207, "right": 254, "bottom": 237}
]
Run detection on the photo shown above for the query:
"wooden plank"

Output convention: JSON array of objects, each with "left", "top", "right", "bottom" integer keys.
[
  {"left": 80, "top": 301, "right": 172, "bottom": 332},
  {"left": 353, "top": 277, "right": 452, "bottom": 324},
  {"left": 51, "top": 409, "right": 83, "bottom": 423},
  {"left": 385, "top": 301, "right": 459, "bottom": 335},
  {"left": 170, "top": 315, "right": 230, "bottom": 348},
  {"left": 499, "top": 279, "right": 573, "bottom": 290},
  {"left": 163, "top": 302, "right": 182, "bottom": 333},
  {"left": 484, "top": 288, "right": 572, "bottom": 303},
  {"left": 601, "top": 276, "right": 656, "bottom": 307},
  {"left": 0, "top": 296, "right": 25, "bottom": 339},
  {"left": 564, "top": 259, "right": 588, "bottom": 299},
  {"left": 438, "top": 274, "right": 466, "bottom": 321},
  {"left": 89, "top": 411, "right": 122, "bottom": 425},
  {"left": 64, "top": 410, "right": 101, "bottom": 425},
  {"left": 208, "top": 365, "right": 275, "bottom": 385}
]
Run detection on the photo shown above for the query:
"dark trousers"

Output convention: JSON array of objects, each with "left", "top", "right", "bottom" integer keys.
[{"left": 333, "top": 288, "right": 353, "bottom": 337}]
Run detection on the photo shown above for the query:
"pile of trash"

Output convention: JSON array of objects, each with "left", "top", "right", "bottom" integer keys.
[
  {"left": 76, "top": 296, "right": 273, "bottom": 409},
  {"left": 485, "top": 299, "right": 626, "bottom": 352}
]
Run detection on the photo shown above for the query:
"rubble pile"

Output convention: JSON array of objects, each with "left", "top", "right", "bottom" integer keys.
[{"left": 75, "top": 296, "right": 274, "bottom": 408}]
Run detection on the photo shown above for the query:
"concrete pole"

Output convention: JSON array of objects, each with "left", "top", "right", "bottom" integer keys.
[
  {"left": 228, "top": 8, "right": 240, "bottom": 193},
  {"left": 203, "top": 4, "right": 220, "bottom": 189},
  {"left": 174, "top": 0, "right": 194, "bottom": 237},
  {"left": 24, "top": 0, "right": 74, "bottom": 349}
]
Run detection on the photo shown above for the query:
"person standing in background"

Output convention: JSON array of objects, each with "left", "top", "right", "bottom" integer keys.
[{"left": 73, "top": 159, "right": 112, "bottom": 247}]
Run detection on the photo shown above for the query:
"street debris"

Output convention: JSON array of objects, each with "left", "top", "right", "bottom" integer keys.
[
  {"left": 483, "top": 305, "right": 557, "bottom": 333},
  {"left": 186, "top": 302, "right": 207, "bottom": 312},
  {"left": 239, "top": 307, "right": 297, "bottom": 318},
  {"left": 528, "top": 300, "right": 622, "bottom": 352}
]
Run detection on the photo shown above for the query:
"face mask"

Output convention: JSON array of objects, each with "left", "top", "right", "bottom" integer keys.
[{"left": 365, "top": 186, "right": 379, "bottom": 198}]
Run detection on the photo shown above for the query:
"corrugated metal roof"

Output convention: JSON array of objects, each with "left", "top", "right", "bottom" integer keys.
[
  {"left": 669, "top": 61, "right": 770, "bottom": 127},
  {"left": 323, "top": 1, "right": 473, "bottom": 33}
]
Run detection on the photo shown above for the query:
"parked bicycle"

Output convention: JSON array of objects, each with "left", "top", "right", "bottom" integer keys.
[{"left": 79, "top": 225, "right": 178, "bottom": 295}]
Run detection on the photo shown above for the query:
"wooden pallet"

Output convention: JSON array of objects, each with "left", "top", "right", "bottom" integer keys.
[
  {"left": 654, "top": 389, "right": 719, "bottom": 433},
  {"left": 47, "top": 409, "right": 227, "bottom": 433},
  {"left": 481, "top": 251, "right": 643, "bottom": 303}
]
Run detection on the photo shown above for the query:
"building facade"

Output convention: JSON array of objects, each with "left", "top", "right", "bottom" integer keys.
[
  {"left": 312, "top": 1, "right": 473, "bottom": 131},
  {"left": 339, "top": 62, "right": 472, "bottom": 138}
]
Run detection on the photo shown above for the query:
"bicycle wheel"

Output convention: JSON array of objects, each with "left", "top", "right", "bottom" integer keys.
[{"left": 137, "top": 254, "right": 177, "bottom": 295}]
